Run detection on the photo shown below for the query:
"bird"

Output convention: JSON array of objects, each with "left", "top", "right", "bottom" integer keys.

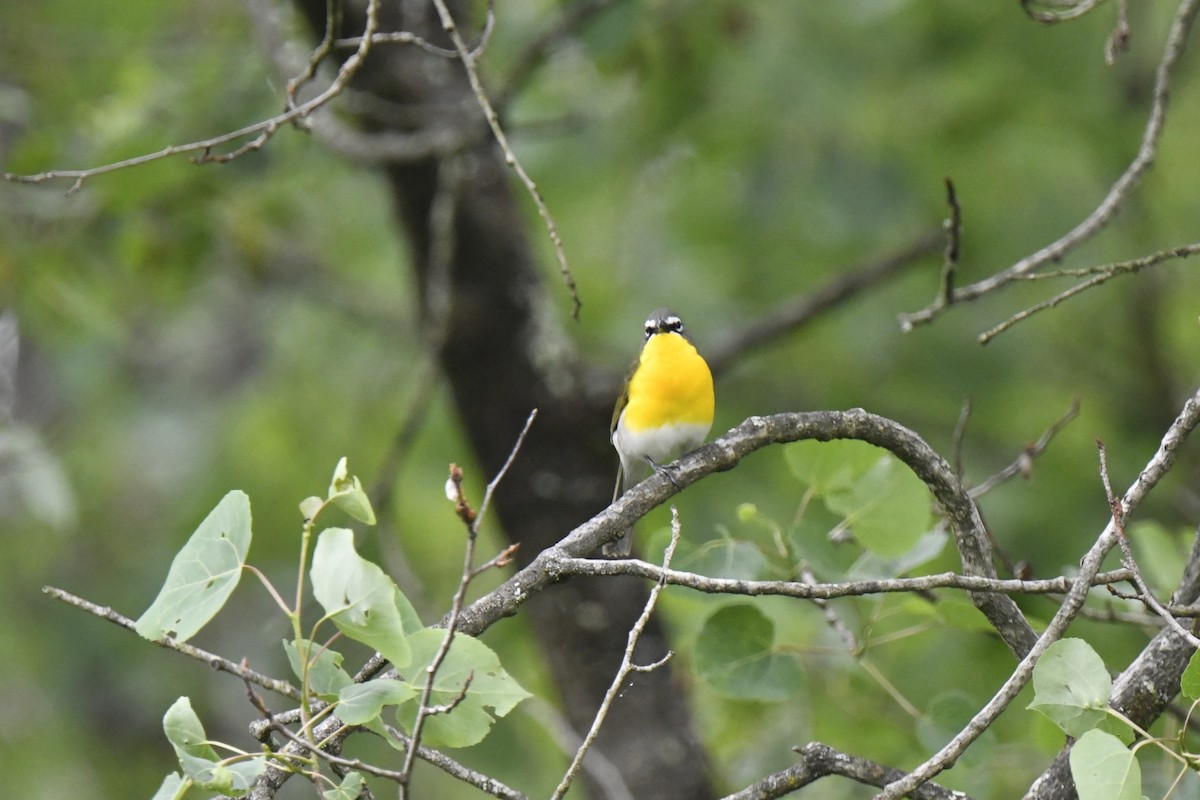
[{"left": 605, "top": 308, "right": 715, "bottom": 557}]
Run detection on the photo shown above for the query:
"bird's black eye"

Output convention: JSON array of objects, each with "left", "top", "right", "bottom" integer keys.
[
  {"left": 666, "top": 317, "right": 683, "bottom": 333},
  {"left": 644, "top": 324, "right": 655, "bottom": 338}
]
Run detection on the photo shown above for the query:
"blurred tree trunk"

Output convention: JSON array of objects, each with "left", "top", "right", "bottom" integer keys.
[{"left": 289, "top": 1, "right": 714, "bottom": 797}]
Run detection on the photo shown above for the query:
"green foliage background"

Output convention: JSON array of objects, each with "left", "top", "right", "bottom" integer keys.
[{"left": 3, "top": 1, "right": 1200, "bottom": 797}]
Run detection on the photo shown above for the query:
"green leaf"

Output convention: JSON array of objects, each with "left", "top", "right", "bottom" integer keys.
[
  {"left": 327, "top": 456, "right": 376, "bottom": 525},
  {"left": 136, "top": 490, "right": 252, "bottom": 642},
  {"left": 847, "top": 526, "right": 949, "bottom": 580},
  {"left": 283, "top": 639, "right": 353, "bottom": 701},
  {"left": 784, "top": 440, "right": 883, "bottom": 494},
  {"left": 395, "top": 629, "right": 532, "bottom": 748},
  {"left": 149, "top": 772, "right": 188, "bottom": 800},
  {"left": 826, "top": 457, "right": 933, "bottom": 557},
  {"left": 300, "top": 496, "right": 324, "bottom": 522},
  {"left": 163, "top": 697, "right": 218, "bottom": 764},
  {"left": 931, "top": 594, "right": 994, "bottom": 633},
  {"left": 336, "top": 679, "right": 418, "bottom": 725},
  {"left": 310, "top": 527, "right": 414, "bottom": 669},
  {"left": 693, "top": 603, "right": 804, "bottom": 701},
  {"left": 1069, "top": 729, "right": 1143, "bottom": 800},
  {"left": 1029, "top": 638, "right": 1112, "bottom": 737},
  {"left": 323, "top": 771, "right": 365, "bottom": 800},
  {"left": 1182, "top": 650, "right": 1200, "bottom": 702},
  {"left": 677, "top": 537, "right": 772, "bottom": 581},
  {"left": 1129, "top": 521, "right": 1187, "bottom": 596},
  {"left": 162, "top": 696, "right": 264, "bottom": 793}
]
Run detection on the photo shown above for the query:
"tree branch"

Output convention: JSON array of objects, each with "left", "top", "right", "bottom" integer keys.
[
  {"left": 42, "top": 585, "right": 300, "bottom": 701},
  {"left": 451, "top": 408, "right": 1038, "bottom": 658},
  {"left": 551, "top": 507, "right": 683, "bottom": 799},
  {"left": 721, "top": 742, "right": 970, "bottom": 800},
  {"left": 876, "top": 386, "right": 1200, "bottom": 800},
  {"left": 977, "top": 243, "right": 1200, "bottom": 345},
  {"left": 544, "top": 559, "right": 1134, "bottom": 601},
  {"left": 429, "top": 0, "right": 581, "bottom": 318},
  {"left": 898, "top": 0, "right": 1200, "bottom": 331},
  {"left": 707, "top": 230, "right": 942, "bottom": 374},
  {"left": 4, "top": 0, "right": 383, "bottom": 190}
]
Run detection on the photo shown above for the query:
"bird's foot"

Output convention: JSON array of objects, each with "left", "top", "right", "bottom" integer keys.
[{"left": 645, "top": 455, "right": 683, "bottom": 491}]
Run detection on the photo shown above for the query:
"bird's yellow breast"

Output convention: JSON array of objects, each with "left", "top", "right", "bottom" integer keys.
[{"left": 621, "top": 333, "right": 714, "bottom": 433}]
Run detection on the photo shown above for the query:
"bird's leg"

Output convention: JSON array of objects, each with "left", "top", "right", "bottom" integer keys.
[{"left": 644, "top": 455, "right": 683, "bottom": 491}]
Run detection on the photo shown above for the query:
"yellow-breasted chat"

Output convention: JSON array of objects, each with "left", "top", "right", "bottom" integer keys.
[{"left": 606, "top": 308, "right": 715, "bottom": 556}]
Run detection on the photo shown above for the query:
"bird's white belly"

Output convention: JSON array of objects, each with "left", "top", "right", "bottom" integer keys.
[{"left": 613, "top": 419, "right": 710, "bottom": 469}]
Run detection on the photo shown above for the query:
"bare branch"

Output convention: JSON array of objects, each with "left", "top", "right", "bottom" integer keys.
[
  {"left": 721, "top": 741, "right": 970, "bottom": 800},
  {"left": 383, "top": 724, "right": 529, "bottom": 800},
  {"left": 899, "top": 0, "right": 1200, "bottom": 331},
  {"left": 969, "top": 397, "right": 1080, "bottom": 498},
  {"left": 43, "top": 585, "right": 300, "bottom": 701},
  {"left": 448, "top": 408, "right": 1037, "bottom": 657},
  {"left": 551, "top": 507, "right": 683, "bottom": 800},
  {"left": 544, "top": 558, "right": 1134, "bottom": 601},
  {"left": 1105, "top": 0, "right": 1132, "bottom": 64},
  {"left": 335, "top": 0, "right": 495, "bottom": 59},
  {"left": 3, "top": 0, "right": 381, "bottom": 189},
  {"left": 938, "top": 177, "right": 962, "bottom": 305},
  {"left": 707, "top": 230, "right": 942, "bottom": 374},
  {"left": 875, "top": 386, "right": 1200, "bottom": 800},
  {"left": 429, "top": 0, "right": 582, "bottom": 318},
  {"left": 1097, "top": 439, "right": 1200, "bottom": 647},
  {"left": 399, "top": 409, "right": 538, "bottom": 796},
  {"left": 978, "top": 243, "right": 1200, "bottom": 344}
]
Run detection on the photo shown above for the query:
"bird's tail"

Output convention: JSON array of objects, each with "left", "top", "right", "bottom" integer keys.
[{"left": 602, "top": 463, "right": 633, "bottom": 557}]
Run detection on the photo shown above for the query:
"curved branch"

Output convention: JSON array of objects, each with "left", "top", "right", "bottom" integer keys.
[{"left": 452, "top": 409, "right": 1038, "bottom": 658}]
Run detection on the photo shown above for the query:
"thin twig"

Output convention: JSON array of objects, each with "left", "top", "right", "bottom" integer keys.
[
  {"left": 899, "top": 0, "right": 1200, "bottom": 331},
  {"left": 978, "top": 243, "right": 1200, "bottom": 344},
  {"left": 478, "top": 409, "right": 539, "bottom": 528},
  {"left": 938, "top": 178, "right": 962, "bottom": 305},
  {"left": 429, "top": 0, "right": 582, "bottom": 318},
  {"left": 708, "top": 229, "right": 942, "bottom": 374},
  {"left": 335, "top": 0, "right": 496, "bottom": 59},
  {"left": 43, "top": 585, "right": 300, "bottom": 701},
  {"left": 550, "top": 507, "right": 684, "bottom": 800},
  {"left": 1097, "top": 440, "right": 1200, "bottom": 647},
  {"left": 240, "top": 674, "right": 527, "bottom": 800},
  {"left": 3, "top": 0, "right": 381, "bottom": 189},
  {"left": 286, "top": 0, "right": 342, "bottom": 110},
  {"left": 548, "top": 557, "right": 1133, "bottom": 600},
  {"left": 398, "top": 409, "right": 538, "bottom": 796},
  {"left": 970, "top": 397, "right": 1080, "bottom": 498},
  {"left": 951, "top": 396, "right": 972, "bottom": 480},
  {"left": 1106, "top": 0, "right": 1132, "bottom": 64},
  {"left": 383, "top": 724, "right": 529, "bottom": 800}
]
